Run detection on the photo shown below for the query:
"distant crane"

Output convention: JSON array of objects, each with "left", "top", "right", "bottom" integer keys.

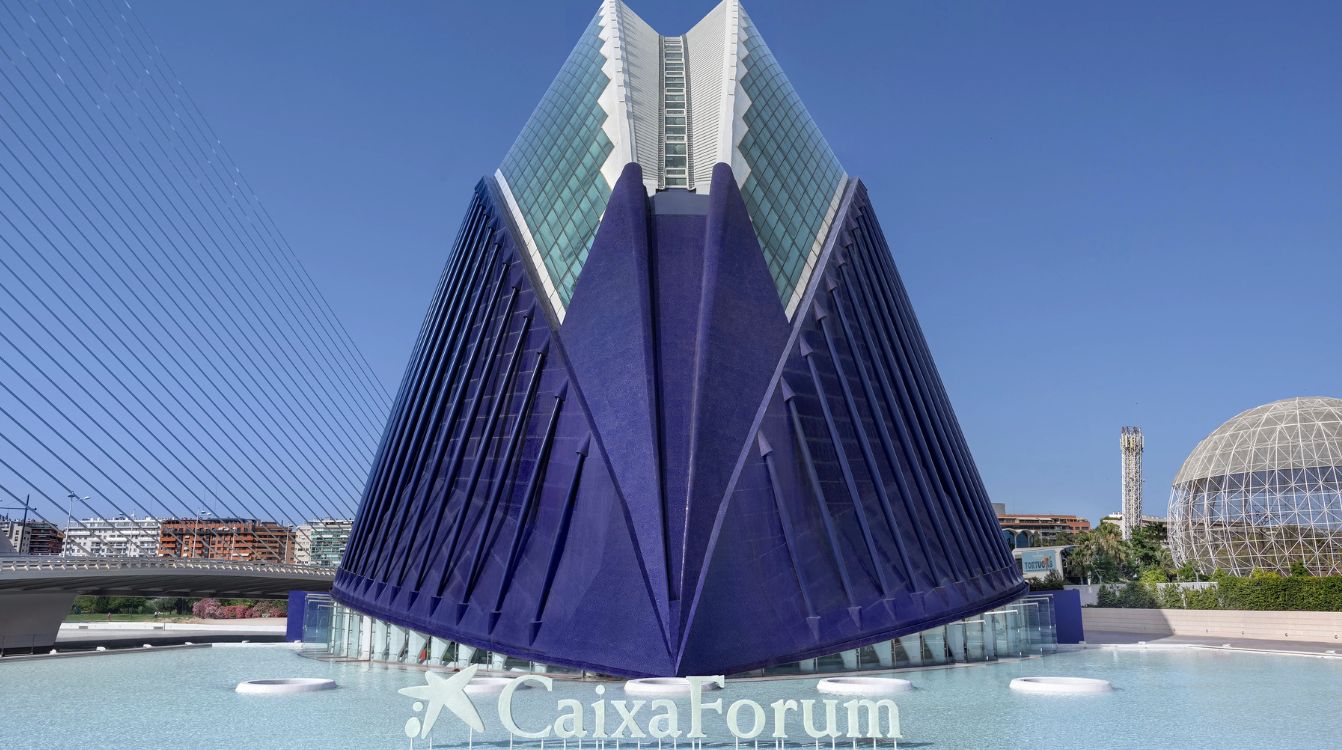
[{"left": 1120, "top": 426, "right": 1144, "bottom": 539}]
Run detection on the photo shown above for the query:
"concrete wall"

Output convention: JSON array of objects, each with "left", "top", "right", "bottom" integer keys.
[
  {"left": 286, "top": 590, "right": 308, "bottom": 642},
  {"left": 0, "top": 592, "right": 76, "bottom": 652},
  {"left": 1084, "top": 608, "right": 1342, "bottom": 644},
  {"left": 1026, "top": 589, "right": 1084, "bottom": 643},
  {"left": 1067, "top": 584, "right": 1102, "bottom": 606}
]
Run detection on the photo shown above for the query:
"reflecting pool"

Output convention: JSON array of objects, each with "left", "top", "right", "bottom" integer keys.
[{"left": 2, "top": 644, "right": 1340, "bottom": 749}]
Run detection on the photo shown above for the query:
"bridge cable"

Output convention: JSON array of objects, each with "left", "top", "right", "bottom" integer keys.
[
  {"left": 0, "top": 20, "right": 372, "bottom": 503},
  {"left": 0, "top": 7, "right": 394, "bottom": 528},
  {"left": 82, "top": 0, "right": 393, "bottom": 428}
]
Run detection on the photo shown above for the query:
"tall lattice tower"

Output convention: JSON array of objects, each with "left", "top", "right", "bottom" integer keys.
[{"left": 1120, "top": 426, "right": 1145, "bottom": 539}]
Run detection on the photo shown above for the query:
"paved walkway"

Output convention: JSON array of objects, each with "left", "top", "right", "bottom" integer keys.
[
  {"left": 54, "top": 618, "right": 286, "bottom": 651},
  {"left": 62, "top": 617, "right": 285, "bottom": 630},
  {"left": 1084, "top": 629, "right": 1342, "bottom": 655}
]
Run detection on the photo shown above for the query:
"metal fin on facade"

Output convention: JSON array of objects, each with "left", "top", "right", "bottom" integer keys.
[{"left": 335, "top": 163, "right": 1025, "bottom": 676}]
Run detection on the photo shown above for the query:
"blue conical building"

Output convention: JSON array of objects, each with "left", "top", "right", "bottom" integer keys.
[{"left": 334, "top": 0, "right": 1025, "bottom": 677}]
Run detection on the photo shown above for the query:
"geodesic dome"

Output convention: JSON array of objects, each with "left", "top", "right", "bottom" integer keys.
[{"left": 1168, "top": 397, "right": 1342, "bottom": 575}]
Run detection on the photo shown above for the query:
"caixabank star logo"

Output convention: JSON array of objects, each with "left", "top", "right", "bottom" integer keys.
[{"left": 398, "top": 664, "right": 485, "bottom": 739}]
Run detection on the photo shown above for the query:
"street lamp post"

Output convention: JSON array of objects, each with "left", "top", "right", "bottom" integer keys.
[{"left": 64, "top": 493, "right": 90, "bottom": 535}]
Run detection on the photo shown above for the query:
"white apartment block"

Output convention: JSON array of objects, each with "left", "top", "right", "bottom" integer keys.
[
  {"left": 63, "top": 516, "right": 162, "bottom": 557},
  {"left": 295, "top": 519, "right": 353, "bottom": 568}
]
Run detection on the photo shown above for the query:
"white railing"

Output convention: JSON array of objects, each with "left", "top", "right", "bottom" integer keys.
[{"left": 0, "top": 555, "right": 335, "bottom": 578}]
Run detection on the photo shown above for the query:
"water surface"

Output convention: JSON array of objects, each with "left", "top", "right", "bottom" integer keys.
[{"left": 2, "top": 645, "right": 1338, "bottom": 749}]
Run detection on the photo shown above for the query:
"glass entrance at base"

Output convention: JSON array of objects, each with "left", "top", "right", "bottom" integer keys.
[
  {"left": 751, "top": 595, "right": 1057, "bottom": 677},
  {"left": 314, "top": 595, "right": 1057, "bottom": 679}
]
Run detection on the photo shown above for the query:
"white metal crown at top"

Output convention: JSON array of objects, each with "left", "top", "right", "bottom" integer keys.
[
  {"left": 494, "top": 0, "right": 848, "bottom": 323},
  {"left": 598, "top": 0, "right": 751, "bottom": 196}
]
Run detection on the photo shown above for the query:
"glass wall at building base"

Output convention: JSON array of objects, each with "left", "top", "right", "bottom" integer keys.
[{"left": 301, "top": 594, "right": 1056, "bottom": 679}]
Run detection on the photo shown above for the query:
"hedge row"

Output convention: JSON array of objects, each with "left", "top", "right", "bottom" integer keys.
[
  {"left": 192, "top": 597, "right": 287, "bottom": 619},
  {"left": 1097, "top": 574, "right": 1342, "bottom": 611}
]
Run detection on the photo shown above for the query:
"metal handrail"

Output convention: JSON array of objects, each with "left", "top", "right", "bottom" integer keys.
[{"left": 0, "top": 555, "right": 335, "bottom": 577}]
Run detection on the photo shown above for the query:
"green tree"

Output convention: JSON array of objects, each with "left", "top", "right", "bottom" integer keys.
[
  {"left": 146, "top": 597, "right": 191, "bottom": 614},
  {"left": 1127, "top": 523, "right": 1173, "bottom": 576},
  {"left": 1116, "top": 581, "right": 1158, "bottom": 608},
  {"left": 1138, "top": 567, "right": 1170, "bottom": 584},
  {"left": 1030, "top": 570, "right": 1066, "bottom": 591},
  {"left": 1174, "top": 561, "right": 1204, "bottom": 582},
  {"left": 1064, "top": 524, "right": 1129, "bottom": 583}
]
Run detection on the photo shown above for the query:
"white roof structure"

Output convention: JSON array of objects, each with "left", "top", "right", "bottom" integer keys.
[
  {"left": 590, "top": 0, "right": 811, "bottom": 195},
  {"left": 1169, "top": 397, "right": 1342, "bottom": 575},
  {"left": 494, "top": 0, "right": 847, "bottom": 321}
]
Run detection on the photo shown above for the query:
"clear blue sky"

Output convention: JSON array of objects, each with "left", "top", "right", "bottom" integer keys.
[{"left": 132, "top": 0, "right": 1342, "bottom": 525}]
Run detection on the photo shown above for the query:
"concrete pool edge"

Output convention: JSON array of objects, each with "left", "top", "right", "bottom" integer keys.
[
  {"left": 0, "top": 642, "right": 214, "bottom": 663},
  {"left": 1082, "top": 641, "right": 1342, "bottom": 660}
]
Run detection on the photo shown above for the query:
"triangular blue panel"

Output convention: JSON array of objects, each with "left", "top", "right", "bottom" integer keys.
[{"left": 335, "top": 172, "right": 1025, "bottom": 677}]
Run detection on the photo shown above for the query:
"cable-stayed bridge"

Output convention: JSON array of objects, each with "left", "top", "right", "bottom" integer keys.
[{"left": 0, "top": 0, "right": 393, "bottom": 647}]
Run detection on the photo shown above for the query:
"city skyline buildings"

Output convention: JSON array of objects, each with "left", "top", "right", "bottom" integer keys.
[
  {"left": 2, "top": 517, "right": 64, "bottom": 555},
  {"left": 0, "top": 509, "right": 356, "bottom": 564},
  {"left": 157, "top": 518, "right": 295, "bottom": 563},
  {"left": 295, "top": 519, "right": 354, "bottom": 568},
  {"left": 62, "top": 515, "right": 162, "bottom": 558}
]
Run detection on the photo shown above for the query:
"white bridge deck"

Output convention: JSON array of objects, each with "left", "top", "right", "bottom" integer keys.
[{"left": 0, "top": 555, "right": 334, "bottom": 598}]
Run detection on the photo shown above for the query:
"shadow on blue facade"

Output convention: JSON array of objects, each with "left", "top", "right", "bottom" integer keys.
[{"left": 333, "top": 162, "right": 1025, "bottom": 676}]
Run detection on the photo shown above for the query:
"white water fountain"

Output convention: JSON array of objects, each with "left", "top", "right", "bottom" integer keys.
[
  {"left": 235, "top": 678, "right": 337, "bottom": 695},
  {"left": 623, "top": 677, "right": 722, "bottom": 696},
  {"left": 817, "top": 677, "right": 913, "bottom": 696},
  {"left": 1008, "top": 676, "right": 1112, "bottom": 695}
]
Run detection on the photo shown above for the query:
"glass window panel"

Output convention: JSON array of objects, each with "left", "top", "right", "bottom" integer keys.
[
  {"left": 736, "top": 22, "right": 845, "bottom": 305},
  {"left": 498, "top": 13, "right": 613, "bottom": 309}
]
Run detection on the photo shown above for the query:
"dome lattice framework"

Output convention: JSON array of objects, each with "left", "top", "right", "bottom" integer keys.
[{"left": 1169, "top": 397, "right": 1342, "bottom": 575}]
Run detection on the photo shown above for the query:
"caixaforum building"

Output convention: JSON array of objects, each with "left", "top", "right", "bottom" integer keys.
[{"left": 333, "top": 0, "right": 1028, "bottom": 677}]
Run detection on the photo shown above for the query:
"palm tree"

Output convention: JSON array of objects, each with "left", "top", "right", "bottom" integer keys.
[{"left": 1064, "top": 524, "right": 1129, "bottom": 583}]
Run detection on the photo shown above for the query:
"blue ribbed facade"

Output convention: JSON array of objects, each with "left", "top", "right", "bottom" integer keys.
[
  {"left": 335, "top": 164, "right": 1024, "bottom": 677},
  {"left": 335, "top": 1, "right": 1023, "bottom": 677}
]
